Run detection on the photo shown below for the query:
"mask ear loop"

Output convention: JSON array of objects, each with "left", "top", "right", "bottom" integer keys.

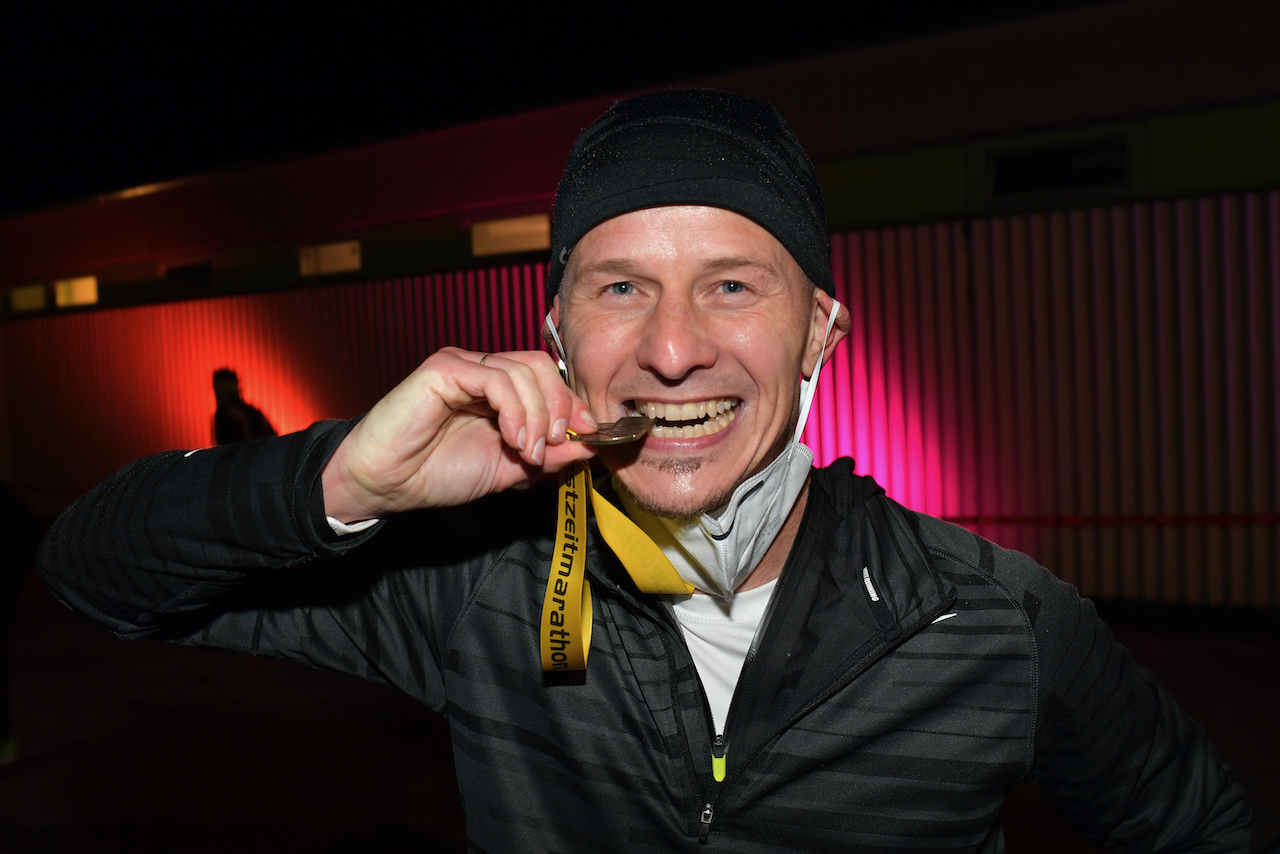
[
  {"left": 715, "top": 298, "right": 842, "bottom": 597},
  {"left": 544, "top": 311, "right": 569, "bottom": 384},
  {"left": 793, "top": 298, "right": 842, "bottom": 447}
]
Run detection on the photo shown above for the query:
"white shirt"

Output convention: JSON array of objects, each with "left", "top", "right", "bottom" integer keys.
[{"left": 669, "top": 579, "right": 777, "bottom": 734}]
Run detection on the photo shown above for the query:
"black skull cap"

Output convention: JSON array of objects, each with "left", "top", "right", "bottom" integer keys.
[{"left": 547, "top": 88, "right": 834, "bottom": 299}]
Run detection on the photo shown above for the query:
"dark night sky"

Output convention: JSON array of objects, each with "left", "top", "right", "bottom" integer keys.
[{"left": 0, "top": 1, "right": 1114, "bottom": 218}]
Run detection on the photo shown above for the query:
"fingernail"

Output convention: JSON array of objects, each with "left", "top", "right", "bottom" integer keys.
[
  {"left": 581, "top": 411, "right": 598, "bottom": 429},
  {"left": 551, "top": 418, "right": 567, "bottom": 439},
  {"left": 533, "top": 437, "right": 546, "bottom": 465},
  {"left": 517, "top": 426, "right": 527, "bottom": 450}
]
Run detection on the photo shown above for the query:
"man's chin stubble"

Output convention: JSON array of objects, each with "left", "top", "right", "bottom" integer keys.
[{"left": 622, "top": 457, "right": 738, "bottom": 519}]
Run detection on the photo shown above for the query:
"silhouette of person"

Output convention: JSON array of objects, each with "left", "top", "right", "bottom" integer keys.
[{"left": 212, "top": 368, "right": 277, "bottom": 445}]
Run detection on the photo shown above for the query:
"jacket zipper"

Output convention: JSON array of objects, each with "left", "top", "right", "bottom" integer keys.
[
  {"left": 620, "top": 591, "right": 727, "bottom": 844},
  {"left": 698, "top": 803, "right": 714, "bottom": 843},
  {"left": 699, "top": 665, "right": 725, "bottom": 843},
  {"left": 692, "top": 575, "right": 785, "bottom": 842},
  {"left": 690, "top": 521, "right": 799, "bottom": 842},
  {"left": 701, "top": 570, "right": 787, "bottom": 788}
]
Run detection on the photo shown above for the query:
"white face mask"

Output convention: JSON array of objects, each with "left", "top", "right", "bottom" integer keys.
[
  {"left": 605, "top": 300, "right": 842, "bottom": 600},
  {"left": 616, "top": 442, "right": 814, "bottom": 600}
]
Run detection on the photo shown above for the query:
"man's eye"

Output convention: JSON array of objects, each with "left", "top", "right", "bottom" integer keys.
[
  {"left": 721, "top": 280, "right": 746, "bottom": 294},
  {"left": 609, "top": 282, "right": 635, "bottom": 295}
]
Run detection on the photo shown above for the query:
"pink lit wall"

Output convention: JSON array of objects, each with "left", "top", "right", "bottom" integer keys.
[{"left": 805, "top": 192, "right": 1279, "bottom": 607}]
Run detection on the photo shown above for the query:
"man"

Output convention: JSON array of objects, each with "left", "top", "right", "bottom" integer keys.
[
  {"left": 39, "top": 90, "right": 1248, "bottom": 850},
  {"left": 212, "top": 367, "right": 277, "bottom": 444}
]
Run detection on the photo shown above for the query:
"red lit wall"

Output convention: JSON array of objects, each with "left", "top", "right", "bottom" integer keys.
[
  {"left": 4, "top": 193, "right": 1278, "bottom": 606},
  {"left": 1, "top": 265, "right": 546, "bottom": 511}
]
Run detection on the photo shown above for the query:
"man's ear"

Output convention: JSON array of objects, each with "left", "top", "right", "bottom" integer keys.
[{"left": 801, "top": 289, "right": 850, "bottom": 378}]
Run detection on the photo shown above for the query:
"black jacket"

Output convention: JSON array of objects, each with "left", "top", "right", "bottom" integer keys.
[{"left": 38, "top": 420, "right": 1249, "bottom": 852}]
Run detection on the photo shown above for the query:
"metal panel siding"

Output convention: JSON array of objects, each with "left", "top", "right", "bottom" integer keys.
[
  {"left": 0, "top": 265, "right": 549, "bottom": 511},
  {"left": 2, "top": 195, "right": 1276, "bottom": 605},
  {"left": 811, "top": 191, "right": 1279, "bottom": 606}
]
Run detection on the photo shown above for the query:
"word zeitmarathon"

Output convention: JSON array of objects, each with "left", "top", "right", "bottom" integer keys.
[{"left": 541, "top": 463, "right": 592, "bottom": 670}]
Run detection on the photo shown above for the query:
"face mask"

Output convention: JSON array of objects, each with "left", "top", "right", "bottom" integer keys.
[
  {"left": 615, "top": 443, "right": 812, "bottom": 600},
  {"left": 610, "top": 300, "right": 842, "bottom": 600}
]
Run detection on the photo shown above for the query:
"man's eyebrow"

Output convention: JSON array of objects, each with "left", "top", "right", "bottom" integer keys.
[
  {"left": 572, "top": 255, "right": 784, "bottom": 280},
  {"left": 698, "top": 256, "right": 785, "bottom": 278},
  {"left": 572, "top": 258, "right": 647, "bottom": 279}
]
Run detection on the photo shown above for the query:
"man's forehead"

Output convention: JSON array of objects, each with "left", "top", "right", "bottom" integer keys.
[{"left": 565, "top": 206, "right": 803, "bottom": 283}]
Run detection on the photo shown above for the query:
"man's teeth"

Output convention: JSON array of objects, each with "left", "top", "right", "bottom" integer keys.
[{"left": 634, "top": 399, "right": 737, "bottom": 439}]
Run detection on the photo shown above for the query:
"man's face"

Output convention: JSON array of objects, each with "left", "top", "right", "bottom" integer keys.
[{"left": 554, "top": 205, "right": 827, "bottom": 517}]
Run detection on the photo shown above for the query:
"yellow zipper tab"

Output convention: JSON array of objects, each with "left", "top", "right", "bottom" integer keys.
[{"left": 712, "top": 751, "right": 727, "bottom": 783}]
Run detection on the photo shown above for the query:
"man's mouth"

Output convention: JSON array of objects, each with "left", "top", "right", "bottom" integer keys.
[{"left": 631, "top": 398, "right": 738, "bottom": 439}]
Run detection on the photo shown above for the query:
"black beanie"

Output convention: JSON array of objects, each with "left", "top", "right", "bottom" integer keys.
[{"left": 547, "top": 89, "right": 834, "bottom": 299}]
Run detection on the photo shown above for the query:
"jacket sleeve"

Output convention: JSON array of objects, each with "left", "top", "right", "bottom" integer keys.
[
  {"left": 1027, "top": 569, "right": 1250, "bottom": 852},
  {"left": 36, "top": 420, "right": 450, "bottom": 709}
]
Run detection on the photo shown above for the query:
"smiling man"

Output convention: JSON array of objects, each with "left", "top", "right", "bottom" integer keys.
[
  {"left": 40, "top": 90, "right": 1248, "bottom": 851},
  {"left": 558, "top": 206, "right": 825, "bottom": 515}
]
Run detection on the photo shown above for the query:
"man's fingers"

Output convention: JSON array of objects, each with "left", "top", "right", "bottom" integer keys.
[
  {"left": 541, "top": 438, "right": 597, "bottom": 471},
  {"left": 465, "top": 349, "right": 594, "bottom": 454},
  {"left": 495, "top": 350, "right": 600, "bottom": 440},
  {"left": 460, "top": 352, "right": 548, "bottom": 466}
]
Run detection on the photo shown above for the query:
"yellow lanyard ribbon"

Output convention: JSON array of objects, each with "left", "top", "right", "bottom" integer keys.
[
  {"left": 541, "top": 462, "right": 593, "bottom": 670},
  {"left": 541, "top": 461, "right": 694, "bottom": 671}
]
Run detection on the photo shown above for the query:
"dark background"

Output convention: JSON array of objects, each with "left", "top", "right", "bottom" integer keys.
[{"left": 0, "top": 0, "right": 1113, "bottom": 217}]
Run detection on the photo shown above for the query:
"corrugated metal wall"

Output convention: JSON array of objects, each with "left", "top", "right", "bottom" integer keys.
[
  {"left": 3, "top": 191, "right": 1277, "bottom": 605},
  {"left": 803, "top": 190, "right": 1279, "bottom": 606},
  {"left": 0, "top": 265, "right": 547, "bottom": 510}
]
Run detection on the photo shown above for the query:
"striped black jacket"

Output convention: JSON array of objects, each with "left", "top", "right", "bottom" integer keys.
[{"left": 38, "top": 420, "right": 1249, "bottom": 852}]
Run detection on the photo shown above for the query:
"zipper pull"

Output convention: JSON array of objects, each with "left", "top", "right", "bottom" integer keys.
[
  {"left": 698, "top": 803, "right": 714, "bottom": 843},
  {"left": 711, "top": 734, "right": 727, "bottom": 783}
]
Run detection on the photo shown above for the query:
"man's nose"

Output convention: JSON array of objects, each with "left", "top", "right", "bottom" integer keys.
[{"left": 634, "top": 294, "right": 717, "bottom": 381}]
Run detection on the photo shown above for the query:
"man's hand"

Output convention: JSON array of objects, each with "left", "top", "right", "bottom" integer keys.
[{"left": 321, "top": 347, "right": 598, "bottom": 522}]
